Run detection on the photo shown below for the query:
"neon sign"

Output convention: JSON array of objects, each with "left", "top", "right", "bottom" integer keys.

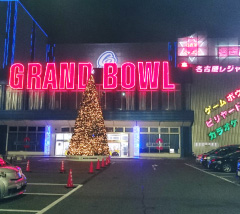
[
  {"left": 218, "top": 46, "right": 240, "bottom": 57},
  {"left": 204, "top": 87, "right": 240, "bottom": 115},
  {"left": 226, "top": 88, "right": 240, "bottom": 102},
  {"left": 195, "top": 65, "right": 240, "bottom": 73},
  {"left": 205, "top": 102, "right": 240, "bottom": 128},
  {"left": 204, "top": 100, "right": 227, "bottom": 115},
  {"left": 208, "top": 119, "right": 238, "bottom": 141},
  {"left": 178, "top": 35, "right": 207, "bottom": 57},
  {"left": 9, "top": 61, "right": 176, "bottom": 91},
  {"left": 97, "top": 51, "right": 118, "bottom": 68},
  {"left": 133, "top": 126, "right": 140, "bottom": 157},
  {"left": 44, "top": 125, "right": 51, "bottom": 155}
]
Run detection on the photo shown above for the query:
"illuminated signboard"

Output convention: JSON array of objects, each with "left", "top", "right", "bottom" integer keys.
[
  {"left": 44, "top": 125, "right": 51, "bottom": 155},
  {"left": 9, "top": 61, "right": 176, "bottom": 91},
  {"left": 133, "top": 126, "right": 140, "bottom": 157},
  {"left": 178, "top": 35, "right": 207, "bottom": 57},
  {"left": 218, "top": 46, "right": 240, "bottom": 57},
  {"left": 97, "top": 51, "right": 118, "bottom": 68},
  {"left": 195, "top": 65, "right": 240, "bottom": 73}
]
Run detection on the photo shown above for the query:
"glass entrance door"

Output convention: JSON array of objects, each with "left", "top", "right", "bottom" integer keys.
[
  {"left": 55, "top": 133, "right": 72, "bottom": 156},
  {"left": 55, "top": 141, "right": 70, "bottom": 156},
  {"left": 107, "top": 133, "right": 129, "bottom": 157}
]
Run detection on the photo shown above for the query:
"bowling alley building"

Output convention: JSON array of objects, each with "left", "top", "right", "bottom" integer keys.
[{"left": 0, "top": 1, "right": 240, "bottom": 158}]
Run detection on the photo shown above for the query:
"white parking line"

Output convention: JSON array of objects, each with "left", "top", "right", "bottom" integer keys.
[
  {"left": 28, "top": 183, "right": 81, "bottom": 186},
  {"left": 24, "top": 193, "right": 65, "bottom": 196},
  {"left": 185, "top": 163, "right": 240, "bottom": 186},
  {"left": 36, "top": 185, "right": 83, "bottom": 214},
  {"left": 219, "top": 175, "right": 236, "bottom": 178},
  {"left": 0, "top": 209, "right": 39, "bottom": 213}
]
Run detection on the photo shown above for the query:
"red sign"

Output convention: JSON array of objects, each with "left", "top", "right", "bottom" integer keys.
[{"left": 9, "top": 61, "right": 176, "bottom": 91}]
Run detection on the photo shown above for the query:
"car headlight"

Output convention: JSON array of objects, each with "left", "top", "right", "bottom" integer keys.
[
  {"left": 217, "top": 161, "right": 222, "bottom": 164},
  {"left": 0, "top": 171, "right": 6, "bottom": 177}
]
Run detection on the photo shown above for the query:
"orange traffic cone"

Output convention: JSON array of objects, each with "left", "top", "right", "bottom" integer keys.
[
  {"left": 101, "top": 158, "right": 105, "bottom": 168},
  {"left": 88, "top": 162, "right": 94, "bottom": 174},
  {"left": 59, "top": 161, "right": 66, "bottom": 173},
  {"left": 26, "top": 160, "right": 31, "bottom": 172},
  {"left": 96, "top": 159, "right": 100, "bottom": 170},
  {"left": 65, "top": 169, "right": 76, "bottom": 188},
  {"left": 106, "top": 157, "right": 109, "bottom": 166}
]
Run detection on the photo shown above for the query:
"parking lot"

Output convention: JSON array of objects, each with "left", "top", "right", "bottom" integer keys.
[
  {"left": 1, "top": 157, "right": 240, "bottom": 214},
  {"left": 185, "top": 162, "right": 240, "bottom": 187},
  {"left": 0, "top": 157, "right": 110, "bottom": 214}
]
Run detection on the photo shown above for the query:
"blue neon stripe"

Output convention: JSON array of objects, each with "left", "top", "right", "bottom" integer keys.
[
  {"left": 46, "top": 44, "right": 49, "bottom": 62},
  {"left": 3, "top": 2, "right": 11, "bottom": 68},
  {"left": 6, "top": 2, "right": 11, "bottom": 66},
  {"left": 11, "top": 1, "right": 18, "bottom": 64},
  {"left": 18, "top": 1, "right": 48, "bottom": 37},
  {"left": 3, "top": 2, "right": 9, "bottom": 68}
]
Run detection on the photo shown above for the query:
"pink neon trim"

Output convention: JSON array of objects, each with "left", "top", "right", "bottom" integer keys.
[
  {"left": 78, "top": 63, "right": 93, "bottom": 90},
  {"left": 27, "top": 63, "right": 42, "bottom": 89},
  {"left": 42, "top": 63, "right": 58, "bottom": 90},
  {"left": 121, "top": 62, "right": 135, "bottom": 89},
  {"left": 138, "top": 62, "right": 160, "bottom": 90},
  {"left": 103, "top": 63, "right": 118, "bottom": 89},
  {"left": 9, "top": 63, "right": 24, "bottom": 89},
  {"left": 163, "top": 61, "right": 175, "bottom": 90},
  {"left": 59, "top": 62, "right": 75, "bottom": 89}
]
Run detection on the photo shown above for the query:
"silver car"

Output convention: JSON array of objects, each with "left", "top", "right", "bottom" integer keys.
[{"left": 0, "top": 158, "right": 27, "bottom": 199}]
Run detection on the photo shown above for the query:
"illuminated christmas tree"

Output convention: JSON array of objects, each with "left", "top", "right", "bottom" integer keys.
[{"left": 67, "top": 75, "right": 109, "bottom": 156}]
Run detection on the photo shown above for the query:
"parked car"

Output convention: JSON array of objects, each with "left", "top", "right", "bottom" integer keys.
[
  {"left": 196, "top": 149, "right": 217, "bottom": 164},
  {"left": 207, "top": 151, "right": 240, "bottom": 172},
  {"left": 196, "top": 154, "right": 203, "bottom": 163},
  {"left": 237, "top": 160, "right": 240, "bottom": 179},
  {"left": 0, "top": 158, "right": 27, "bottom": 199},
  {"left": 201, "top": 145, "right": 240, "bottom": 167}
]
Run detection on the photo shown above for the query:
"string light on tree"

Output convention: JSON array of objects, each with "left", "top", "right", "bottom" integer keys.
[{"left": 67, "top": 75, "right": 110, "bottom": 156}]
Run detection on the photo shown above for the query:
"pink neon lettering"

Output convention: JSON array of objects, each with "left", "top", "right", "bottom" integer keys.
[
  {"left": 42, "top": 63, "right": 58, "bottom": 89},
  {"left": 27, "top": 63, "right": 42, "bottom": 89},
  {"left": 9, "top": 63, "right": 24, "bottom": 89},
  {"left": 9, "top": 61, "right": 178, "bottom": 91},
  {"left": 103, "top": 63, "right": 118, "bottom": 89},
  {"left": 78, "top": 63, "right": 92, "bottom": 90},
  {"left": 138, "top": 62, "right": 160, "bottom": 90},
  {"left": 163, "top": 61, "right": 175, "bottom": 90},
  {"left": 121, "top": 62, "right": 135, "bottom": 89},
  {"left": 59, "top": 63, "right": 75, "bottom": 90}
]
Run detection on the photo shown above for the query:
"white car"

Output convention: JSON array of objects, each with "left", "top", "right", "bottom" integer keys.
[{"left": 0, "top": 158, "right": 27, "bottom": 199}]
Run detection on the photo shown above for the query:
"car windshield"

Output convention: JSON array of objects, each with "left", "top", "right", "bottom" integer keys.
[
  {"left": 208, "top": 148, "right": 221, "bottom": 154},
  {"left": 222, "top": 151, "right": 240, "bottom": 158},
  {"left": 206, "top": 149, "right": 216, "bottom": 154}
]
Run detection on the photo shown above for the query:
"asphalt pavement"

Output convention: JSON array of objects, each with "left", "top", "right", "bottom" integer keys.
[{"left": 1, "top": 157, "right": 240, "bottom": 214}]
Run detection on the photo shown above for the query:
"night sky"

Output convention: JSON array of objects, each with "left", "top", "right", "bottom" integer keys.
[{"left": 20, "top": 0, "right": 240, "bottom": 43}]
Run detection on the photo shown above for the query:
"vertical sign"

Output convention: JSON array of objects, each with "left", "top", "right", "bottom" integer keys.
[
  {"left": 44, "top": 125, "right": 51, "bottom": 155},
  {"left": 133, "top": 126, "right": 140, "bottom": 157}
]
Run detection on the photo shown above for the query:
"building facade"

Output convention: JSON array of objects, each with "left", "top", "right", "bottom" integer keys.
[
  {"left": 177, "top": 34, "right": 240, "bottom": 155},
  {"left": 5, "top": 2, "right": 232, "bottom": 159}
]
